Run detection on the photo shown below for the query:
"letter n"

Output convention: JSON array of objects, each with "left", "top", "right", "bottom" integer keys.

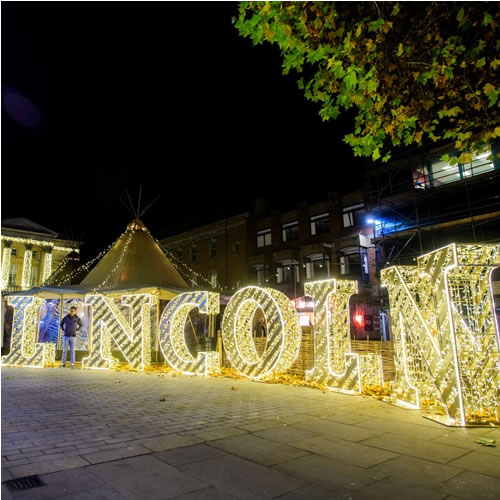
[
  {"left": 83, "top": 294, "right": 151, "bottom": 370},
  {"left": 382, "top": 244, "right": 500, "bottom": 426}
]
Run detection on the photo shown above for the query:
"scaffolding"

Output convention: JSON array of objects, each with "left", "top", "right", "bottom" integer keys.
[{"left": 364, "top": 144, "right": 500, "bottom": 270}]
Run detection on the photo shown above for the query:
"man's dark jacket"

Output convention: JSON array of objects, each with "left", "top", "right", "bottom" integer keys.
[{"left": 60, "top": 314, "right": 82, "bottom": 337}]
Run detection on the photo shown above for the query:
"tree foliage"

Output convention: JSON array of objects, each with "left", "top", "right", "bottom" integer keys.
[{"left": 236, "top": 2, "right": 500, "bottom": 163}]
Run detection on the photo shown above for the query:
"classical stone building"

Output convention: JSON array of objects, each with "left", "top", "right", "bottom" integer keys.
[{"left": 1, "top": 218, "right": 78, "bottom": 293}]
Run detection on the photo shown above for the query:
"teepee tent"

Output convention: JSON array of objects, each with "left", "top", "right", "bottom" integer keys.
[{"left": 79, "top": 219, "right": 188, "bottom": 295}]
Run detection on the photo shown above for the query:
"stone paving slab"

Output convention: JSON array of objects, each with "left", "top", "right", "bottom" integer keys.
[
  {"left": 171, "top": 486, "right": 236, "bottom": 499},
  {"left": 273, "top": 485, "right": 340, "bottom": 499},
  {"left": 366, "top": 454, "right": 463, "bottom": 487},
  {"left": 272, "top": 453, "right": 381, "bottom": 496},
  {"left": 253, "top": 425, "right": 319, "bottom": 444},
  {"left": 57, "top": 485, "right": 123, "bottom": 499},
  {"left": 2, "top": 367, "right": 500, "bottom": 499},
  {"left": 141, "top": 434, "right": 204, "bottom": 452},
  {"left": 290, "top": 434, "right": 399, "bottom": 468},
  {"left": 208, "top": 433, "right": 310, "bottom": 466},
  {"left": 447, "top": 451, "right": 500, "bottom": 479},
  {"left": 290, "top": 418, "right": 384, "bottom": 442},
  {"left": 81, "top": 445, "right": 150, "bottom": 465},
  {"left": 359, "top": 432, "right": 470, "bottom": 463},
  {"left": 194, "top": 428, "right": 248, "bottom": 442},
  {"left": 88, "top": 455, "right": 209, "bottom": 499},
  {"left": 343, "top": 477, "right": 449, "bottom": 500},
  {"left": 355, "top": 416, "right": 448, "bottom": 440},
  {"left": 436, "top": 471, "right": 500, "bottom": 500},
  {"left": 180, "top": 454, "right": 308, "bottom": 500},
  {"left": 153, "top": 444, "right": 227, "bottom": 467}
]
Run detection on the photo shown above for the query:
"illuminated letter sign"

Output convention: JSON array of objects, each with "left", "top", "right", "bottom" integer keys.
[
  {"left": 159, "top": 291, "right": 220, "bottom": 375},
  {"left": 82, "top": 294, "right": 152, "bottom": 371},
  {"left": 2, "top": 296, "right": 55, "bottom": 368},
  {"left": 221, "top": 286, "right": 301, "bottom": 379},
  {"left": 306, "top": 279, "right": 383, "bottom": 393},
  {"left": 382, "top": 244, "right": 500, "bottom": 426}
]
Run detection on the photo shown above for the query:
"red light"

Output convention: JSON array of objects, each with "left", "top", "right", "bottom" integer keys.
[{"left": 354, "top": 314, "right": 365, "bottom": 328}]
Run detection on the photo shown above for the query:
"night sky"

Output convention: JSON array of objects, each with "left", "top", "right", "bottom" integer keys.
[{"left": 2, "top": 2, "right": 364, "bottom": 258}]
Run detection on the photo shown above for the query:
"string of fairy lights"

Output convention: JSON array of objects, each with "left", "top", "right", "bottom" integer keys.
[
  {"left": 89, "top": 230, "right": 134, "bottom": 294},
  {"left": 145, "top": 228, "right": 224, "bottom": 292},
  {"left": 36, "top": 224, "right": 222, "bottom": 293},
  {"left": 40, "top": 234, "right": 124, "bottom": 287}
]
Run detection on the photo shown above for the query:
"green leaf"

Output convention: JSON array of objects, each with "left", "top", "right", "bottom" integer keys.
[
  {"left": 475, "top": 439, "right": 496, "bottom": 447},
  {"left": 345, "top": 69, "right": 357, "bottom": 90},
  {"left": 391, "top": 3, "right": 400, "bottom": 16},
  {"left": 483, "top": 12, "right": 494, "bottom": 26}
]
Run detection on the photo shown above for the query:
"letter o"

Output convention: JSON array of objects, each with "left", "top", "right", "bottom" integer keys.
[{"left": 221, "top": 286, "right": 301, "bottom": 379}]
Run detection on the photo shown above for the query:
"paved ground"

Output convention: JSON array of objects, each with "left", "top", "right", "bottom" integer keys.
[{"left": 1, "top": 367, "right": 500, "bottom": 500}]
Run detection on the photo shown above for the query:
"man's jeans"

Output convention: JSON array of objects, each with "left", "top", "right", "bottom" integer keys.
[{"left": 62, "top": 336, "right": 76, "bottom": 366}]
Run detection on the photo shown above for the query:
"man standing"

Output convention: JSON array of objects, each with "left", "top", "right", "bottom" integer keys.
[
  {"left": 60, "top": 306, "right": 82, "bottom": 368},
  {"left": 254, "top": 317, "right": 267, "bottom": 338}
]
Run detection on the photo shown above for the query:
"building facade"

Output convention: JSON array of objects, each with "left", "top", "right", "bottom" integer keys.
[
  {"left": 159, "top": 141, "right": 500, "bottom": 340},
  {"left": 160, "top": 213, "right": 250, "bottom": 293},
  {"left": 1, "top": 218, "right": 78, "bottom": 293},
  {"left": 160, "top": 195, "right": 381, "bottom": 338}
]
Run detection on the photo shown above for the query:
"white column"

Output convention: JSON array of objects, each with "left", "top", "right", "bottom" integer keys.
[
  {"left": 42, "top": 247, "right": 53, "bottom": 283},
  {"left": 1, "top": 242, "right": 13, "bottom": 289},
  {"left": 21, "top": 244, "right": 33, "bottom": 290}
]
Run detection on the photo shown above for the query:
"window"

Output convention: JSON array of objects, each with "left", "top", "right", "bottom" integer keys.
[
  {"left": 276, "top": 264, "right": 300, "bottom": 284},
  {"left": 8, "top": 264, "right": 17, "bottom": 286},
  {"left": 425, "top": 149, "right": 496, "bottom": 188},
  {"left": 209, "top": 238, "right": 217, "bottom": 258},
  {"left": 191, "top": 245, "right": 198, "bottom": 262},
  {"left": 430, "top": 159, "right": 460, "bottom": 186},
  {"left": 342, "top": 203, "right": 364, "bottom": 228},
  {"left": 282, "top": 221, "right": 299, "bottom": 242},
  {"left": 32, "top": 251, "right": 38, "bottom": 259},
  {"left": 339, "top": 247, "right": 369, "bottom": 281},
  {"left": 254, "top": 265, "right": 270, "bottom": 285},
  {"left": 462, "top": 151, "right": 495, "bottom": 177},
  {"left": 310, "top": 213, "right": 330, "bottom": 236},
  {"left": 304, "top": 254, "right": 330, "bottom": 280},
  {"left": 232, "top": 242, "right": 240, "bottom": 254},
  {"left": 413, "top": 165, "right": 430, "bottom": 189},
  {"left": 257, "top": 229, "right": 272, "bottom": 248},
  {"left": 11, "top": 248, "right": 17, "bottom": 257}
]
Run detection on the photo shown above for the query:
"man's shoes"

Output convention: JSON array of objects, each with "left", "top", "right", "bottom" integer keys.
[{"left": 60, "top": 365, "right": 66, "bottom": 368}]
